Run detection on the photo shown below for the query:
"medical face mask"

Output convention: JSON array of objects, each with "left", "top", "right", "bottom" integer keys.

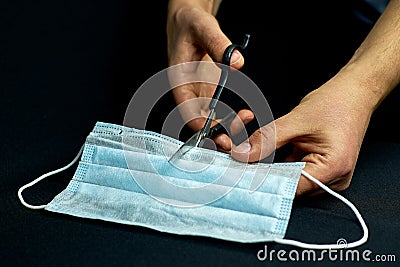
[{"left": 18, "top": 122, "right": 368, "bottom": 249}]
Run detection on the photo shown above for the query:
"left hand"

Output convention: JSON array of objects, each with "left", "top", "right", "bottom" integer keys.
[{"left": 231, "top": 70, "right": 376, "bottom": 196}]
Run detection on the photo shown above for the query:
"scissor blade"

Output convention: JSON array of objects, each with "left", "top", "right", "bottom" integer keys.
[
  {"left": 168, "top": 131, "right": 201, "bottom": 162},
  {"left": 168, "top": 111, "right": 237, "bottom": 162}
]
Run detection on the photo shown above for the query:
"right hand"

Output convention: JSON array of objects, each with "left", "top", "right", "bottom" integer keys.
[{"left": 166, "top": 2, "right": 254, "bottom": 152}]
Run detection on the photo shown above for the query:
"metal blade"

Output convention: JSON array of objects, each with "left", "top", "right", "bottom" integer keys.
[
  {"left": 168, "top": 131, "right": 202, "bottom": 162},
  {"left": 168, "top": 111, "right": 237, "bottom": 162}
]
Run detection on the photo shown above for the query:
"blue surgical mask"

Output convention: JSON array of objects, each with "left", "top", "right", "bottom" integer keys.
[{"left": 18, "top": 122, "right": 368, "bottom": 249}]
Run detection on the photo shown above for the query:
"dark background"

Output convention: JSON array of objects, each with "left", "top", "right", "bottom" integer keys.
[{"left": 1, "top": 0, "right": 399, "bottom": 266}]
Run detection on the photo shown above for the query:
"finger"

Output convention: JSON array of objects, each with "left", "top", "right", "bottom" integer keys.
[
  {"left": 296, "top": 174, "right": 334, "bottom": 198},
  {"left": 185, "top": 113, "right": 222, "bottom": 134},
  {"left": 171, "top": 86, "right": 203, "bottom": 132},
  {"left": 282, "top": 144, "right": 329, "bottom": 196},
  {"left": 231, "top": 114, "right": 304, "bottom": 162},
  {"left": 211, "top": 110, "right": 254, "bottom": 151},
  {"left": 172, "top": 84, "right": 216, "bottom": 132},
  {"left": 213, "top": 134, "right": 231, "bottom": 151},
  {"left": 191, "top": 15, "right": 245, "bottom": 69},
  {"left": 295, "top": 155, "right": 331, "bottom": 197},
  {"left": 216, "top": 145, "right": 231, "bottom": 154},
  {"left": 284, "top": 146, "right": 307, "bottom": 162},
  {"left": 196, "top": 33, "right": 244, "bottom": 69},
  {"left": 296, "top": 174, "right": 321, "bottom": 197},
  {"left": 231, "top": 122, "right": 276, "bottom": 162},
  {"left": 298, "top": 170, "right": 352, "bottom": 197},
  {"left": 229, "top": 109, "right": 254, "bottom": 135}
]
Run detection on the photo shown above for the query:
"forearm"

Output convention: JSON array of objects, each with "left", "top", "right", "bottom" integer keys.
[
  {"left": 168, "top": 0, "right": 222, "bottom": 16},
  {"left": 341, "top": 0, "right": 400, "bottom": 110}
]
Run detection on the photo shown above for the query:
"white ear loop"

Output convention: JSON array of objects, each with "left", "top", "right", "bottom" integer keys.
[
  {"left": 17, "top": 145, "right": 84, "bottom": 209},
  {"left": 274, "top": 169, "right": 369, "bottom": 249}
]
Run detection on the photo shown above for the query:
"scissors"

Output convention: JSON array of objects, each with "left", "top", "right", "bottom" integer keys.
[{"left": 168, "top": 34, "right": 250, "bottom": 162}]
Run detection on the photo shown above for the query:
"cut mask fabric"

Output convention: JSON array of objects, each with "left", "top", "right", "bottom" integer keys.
[{"left": 18, "top": 122, "right": 368, "bottom": 249}]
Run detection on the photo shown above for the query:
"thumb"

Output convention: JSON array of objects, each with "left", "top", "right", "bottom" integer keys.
[
  {"left": 193, "top": 19, "right": 244, "bottom": 69},
  {"left": 231, "top": 115, "right": 297, "bottom": 162},
  {"left": 231, "top": 122, "right": 276, "bottom": 162}
]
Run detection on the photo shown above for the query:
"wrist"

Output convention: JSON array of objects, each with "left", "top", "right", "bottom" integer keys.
[
  {"left": 338, "top": 60, "right": 392, "bottom": 111},
  {"left": 167, "top": 0, "right": 213, "bottom": 35},
  {"left": 168, "top": 0, "right": 219, "bottom": 17}
]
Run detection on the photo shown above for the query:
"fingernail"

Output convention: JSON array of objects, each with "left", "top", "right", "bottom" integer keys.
[
  {"left": 243, "top": 115, "right": 253, "bottom": 124},
  {"left": 230, "top": 50, "right": 242, "bottom": 65},
  {"left": 235, "top": 142, "right": 251, "bottom": 153}
]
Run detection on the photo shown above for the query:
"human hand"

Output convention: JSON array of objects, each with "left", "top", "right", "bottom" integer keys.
[
  {"left": 232, "top": 70, "right": 377, "bottom": 196},
  {"left": 166, "top": 2, "right": 254, "bottom": 152}
]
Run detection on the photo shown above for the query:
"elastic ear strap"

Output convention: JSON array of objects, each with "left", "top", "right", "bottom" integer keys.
[
  {"left": 17, "top": 145, "right": 84, "bottom": 209},
  {"left": 274, "top": 170, "right": 369, "bottom": 249}
]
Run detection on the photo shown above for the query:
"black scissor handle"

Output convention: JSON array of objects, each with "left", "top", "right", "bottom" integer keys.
[
  {"left": 221, "top": 34, "right": 250, "bottom": 66},
  {"left": 209, "top": 34, "right": 250, "bottom": 110},
  {"left": 207, "top": 111, "right": 237, "bottom": 138}
]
